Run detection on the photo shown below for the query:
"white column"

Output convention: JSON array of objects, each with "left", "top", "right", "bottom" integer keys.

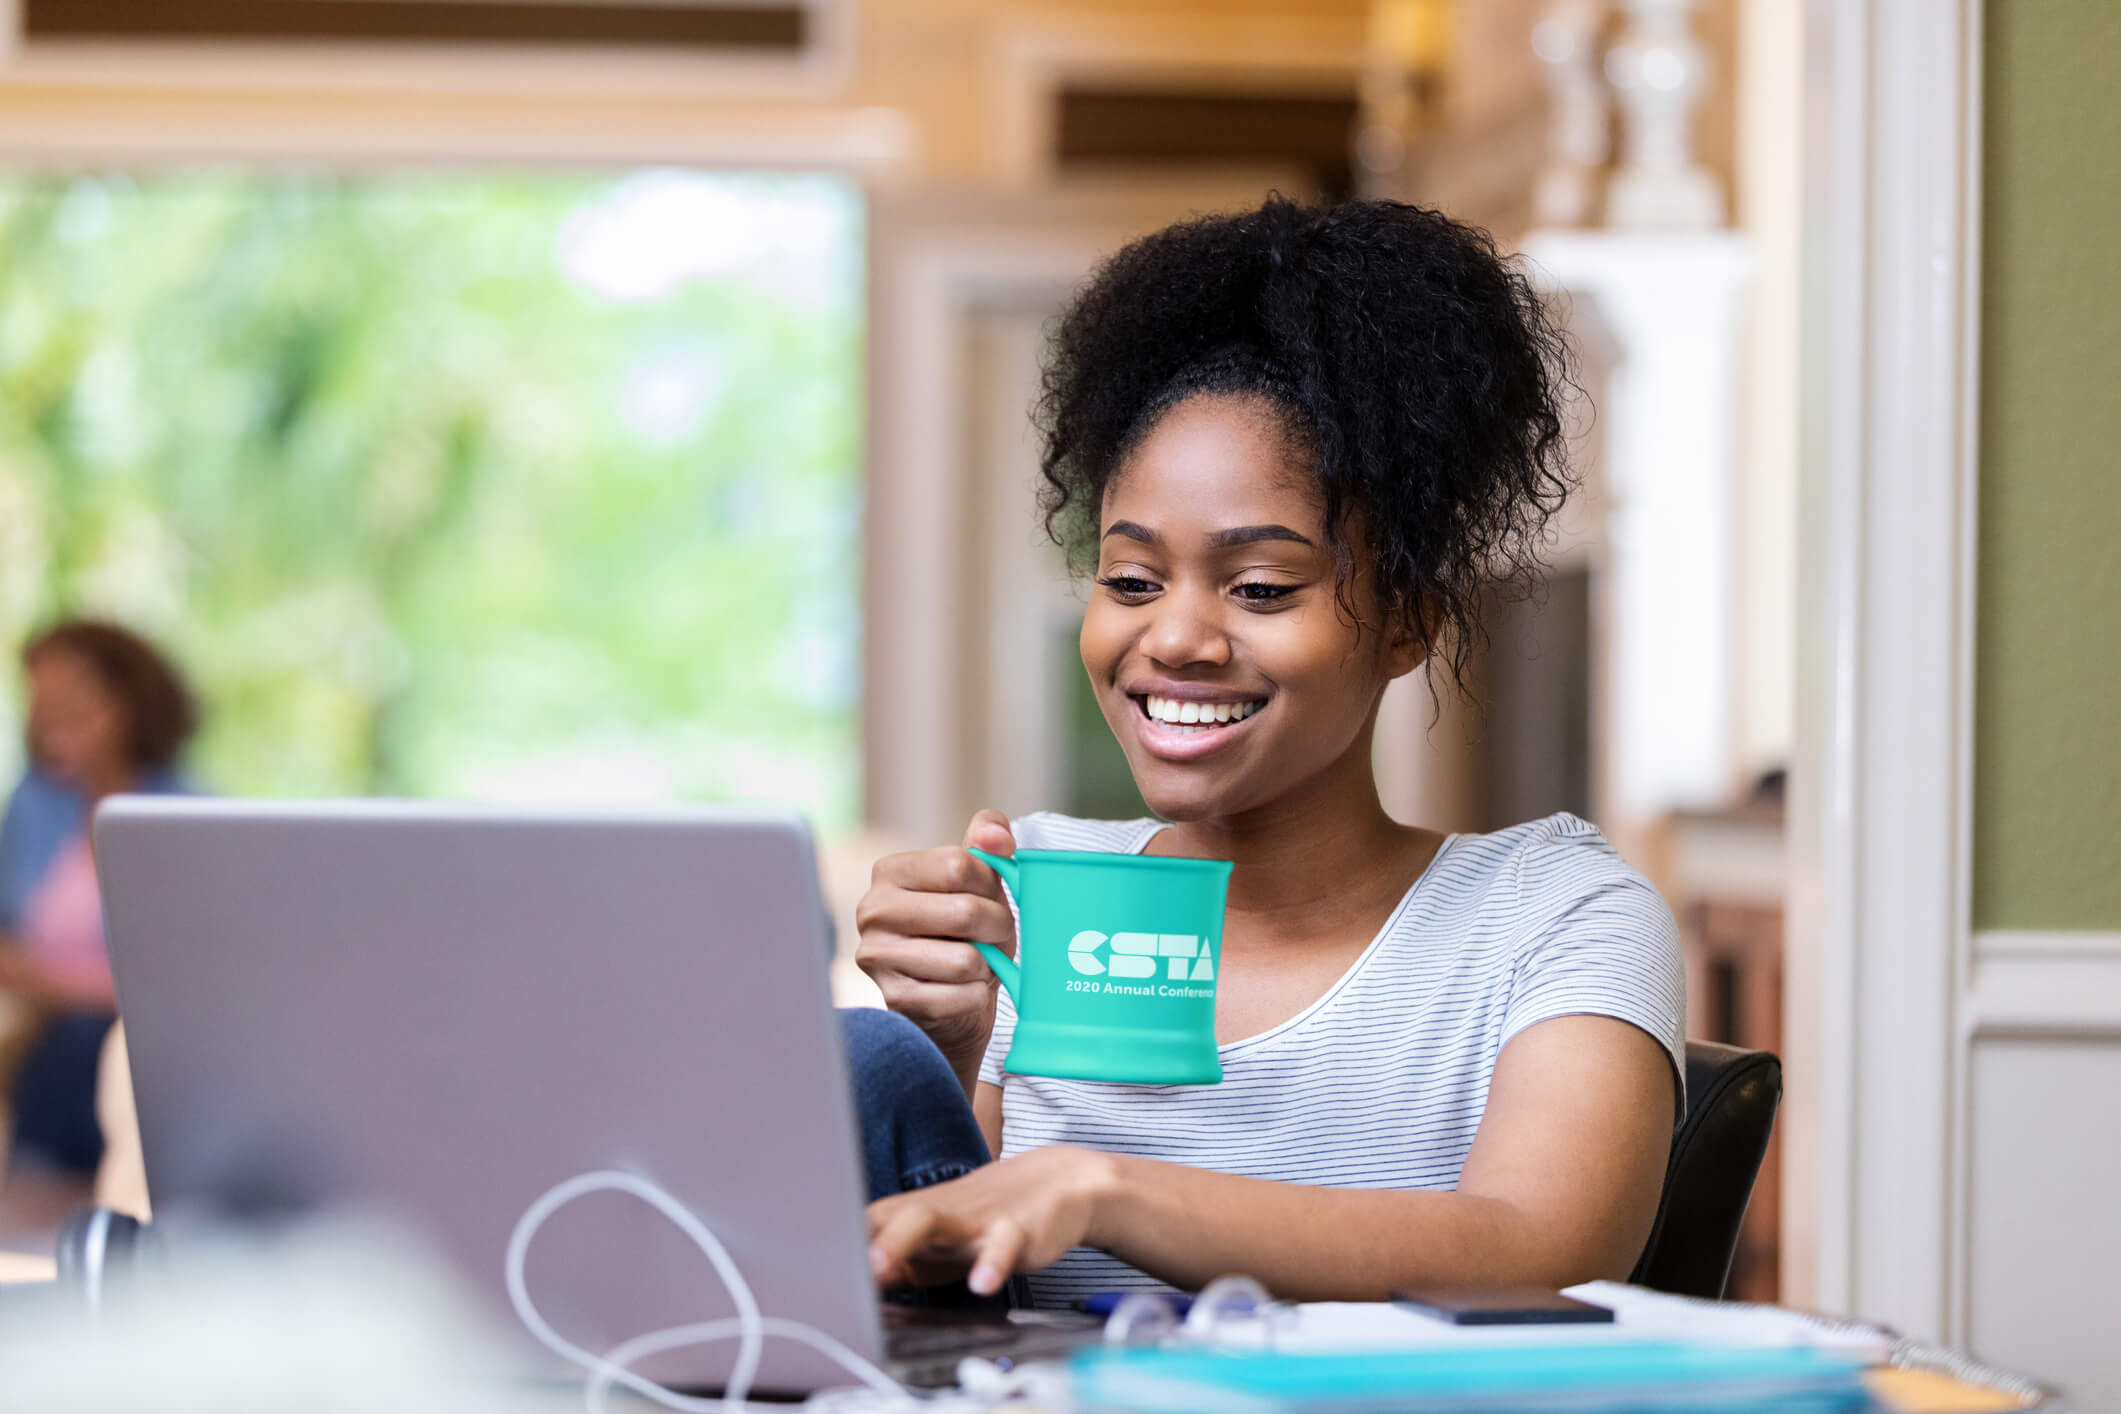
[
  {"left": 1732, "top": 0, "right": 1802, "bottom": 782},
  {"left": 1519, "top": 231, "right": 1753, "bottom": 831},
  {"left": 1790, "top": 0, "right": 1985, "bottom": 1351}
]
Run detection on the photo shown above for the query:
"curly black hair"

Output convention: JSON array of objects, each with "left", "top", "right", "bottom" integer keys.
[
  {"left": 24, "top": 619, "right": 199, "bottom": 773},
  {"left": 1035, "top": 195, "right": 1575, "bottom": 695}
]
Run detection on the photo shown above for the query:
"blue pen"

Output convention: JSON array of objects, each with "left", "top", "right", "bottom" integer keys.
[{"left": 1080, "top": 1290, "right": 1195, "bottom": 1318}]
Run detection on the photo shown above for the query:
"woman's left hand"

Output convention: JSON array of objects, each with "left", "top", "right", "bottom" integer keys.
[{"left": 866, "top": 1145, "right": 1121, "bottom": 1295}]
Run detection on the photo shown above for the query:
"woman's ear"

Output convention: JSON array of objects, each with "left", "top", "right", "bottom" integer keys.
[
  {"left": 1381, "top": 601, "right": 1431, "bottom": 682},
  {"left": 1384, "top": 633, "right": 1428, "bottom": 682}
]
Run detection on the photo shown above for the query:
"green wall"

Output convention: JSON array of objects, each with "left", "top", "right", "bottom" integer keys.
[{"left": 1973, "top": 2, "right": 2121, "bottom": 929}]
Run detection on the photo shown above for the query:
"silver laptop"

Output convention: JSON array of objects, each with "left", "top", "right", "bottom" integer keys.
[{"left": 94, "top": 797, "right": 1091, "bottom": 1395}]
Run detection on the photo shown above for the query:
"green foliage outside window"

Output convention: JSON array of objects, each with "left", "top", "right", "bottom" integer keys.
[{"left": 0, "top": 170, "right": 863, "bottom": 827}]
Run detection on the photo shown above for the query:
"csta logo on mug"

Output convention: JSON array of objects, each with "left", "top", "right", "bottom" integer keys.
[{"left": 1067, "top": 929, "right": 1216, "bottom": 982}]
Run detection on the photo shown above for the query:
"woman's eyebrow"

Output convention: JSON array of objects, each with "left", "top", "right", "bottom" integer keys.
[
  {"left": 1099, "top": 521, "right": 1317, "bottom": 549},
  {"left": 1102, "top": 520, "right": 1161, "bottom": 545},
  {"left": 1206, "top": 523, "right": 1316, "bottom": 550}
]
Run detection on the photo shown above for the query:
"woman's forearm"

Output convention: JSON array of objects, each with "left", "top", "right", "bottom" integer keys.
[
  {"left": 862, "top": 1019, "right": 1673, "bottom": 1299},
  {"left": 1084, "top": 1019, "right": 1673, "bottom": 1298},
  {"left": 1086, "top": 1154, "right": 1631, "bottom": 1301}
]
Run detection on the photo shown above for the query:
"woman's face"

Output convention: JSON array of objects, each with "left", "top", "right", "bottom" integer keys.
[
  {"left": 26, "top": 649, "right": 131, "bottom": 792},
  {"left": 1080, "top": 393, "right": 1422, "bottom": 824}
]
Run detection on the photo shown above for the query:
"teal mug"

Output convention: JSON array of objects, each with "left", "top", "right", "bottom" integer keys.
[{"left": 967, "top": 846, "right": 1232, "bottom": 1086}]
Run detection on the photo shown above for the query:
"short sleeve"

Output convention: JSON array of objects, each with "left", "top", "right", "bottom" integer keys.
[
  {"left": 0, "top": 780, "right": 25, "bottom": 931},
  {"left": 1, "top": 772, "right": 84, "bottom": 932},
  {"left": 1502, "top": 845, "right": 1688, "bottom": 1115}
]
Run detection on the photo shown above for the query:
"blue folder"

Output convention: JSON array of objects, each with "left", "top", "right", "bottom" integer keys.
[{"left": 1070, "top": 1340, "right": 1872, "bottom": 1412}]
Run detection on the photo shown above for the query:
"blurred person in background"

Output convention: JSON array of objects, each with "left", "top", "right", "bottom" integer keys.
[{"left": 0, "top": 620, "right": 197, "bottom": 1179}]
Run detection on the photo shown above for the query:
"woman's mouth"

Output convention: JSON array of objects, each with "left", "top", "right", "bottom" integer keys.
[
  {"left": 1139, "top": 693, "right": 1263, "bottom": 729},
  {"left": 1129, "top": 692, "right": 1268, "bottom": 761}
]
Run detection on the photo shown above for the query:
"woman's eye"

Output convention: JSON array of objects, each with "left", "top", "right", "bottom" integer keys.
[
  {"left": 1096, "top": 575, "right": 1159, "bottom": 598},
  {"left": 1233, "top": 581, "right": 1297, "bottom": 603}
]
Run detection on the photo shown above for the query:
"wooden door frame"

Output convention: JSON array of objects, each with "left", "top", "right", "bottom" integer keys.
[{"left": 1785, "top": 0, "right": 1983, "bottom": 1341}]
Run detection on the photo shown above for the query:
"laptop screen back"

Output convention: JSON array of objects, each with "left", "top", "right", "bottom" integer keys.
[{"left": 95, "top": 797, "right": 880, "bottom": 1393}]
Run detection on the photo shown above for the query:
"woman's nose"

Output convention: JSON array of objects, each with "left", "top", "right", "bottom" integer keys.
[{"left": 1139, "top": 589, "right": 1231, "bottom": 669}]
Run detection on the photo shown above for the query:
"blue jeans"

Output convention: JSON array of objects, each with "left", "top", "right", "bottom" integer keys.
[{"left": 839, "top": 1007, "right": 992, "bottom": 1201}]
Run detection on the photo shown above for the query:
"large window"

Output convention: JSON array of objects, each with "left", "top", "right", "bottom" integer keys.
[{"left": 0, "top": 170, "right": 864, "bottom": 827}]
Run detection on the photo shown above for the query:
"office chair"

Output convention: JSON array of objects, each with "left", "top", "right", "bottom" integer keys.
[{"left": 1627, "top": 1041, "right": 1781, "bottom": 1299}]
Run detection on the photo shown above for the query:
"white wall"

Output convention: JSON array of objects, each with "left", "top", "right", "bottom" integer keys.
[{"left": 1965, "top": 1033, "right": 2121, "bottom": 1407}]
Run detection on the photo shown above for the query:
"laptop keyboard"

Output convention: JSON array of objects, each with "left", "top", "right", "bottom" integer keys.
[
  {"left": 882, "top": 1307, "right": 1102, "bottom": 1389},
  {"left": 884, "top": 1320, "right": 1026, "bottom": 1358}
]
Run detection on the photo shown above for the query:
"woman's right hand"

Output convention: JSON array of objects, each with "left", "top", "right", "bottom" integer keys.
[{"left": 855, "top": 809, "right": 1018, "bottom": 1094}]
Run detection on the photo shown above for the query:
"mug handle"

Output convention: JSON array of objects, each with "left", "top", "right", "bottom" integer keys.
[{"left": 965, "top": 846, "right": 1021, "bottom": 1000}]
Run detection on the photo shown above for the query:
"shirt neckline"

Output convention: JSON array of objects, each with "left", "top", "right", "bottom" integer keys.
[{"left": 1127, "top": 821, "right": 1462, "bottom": 1056}]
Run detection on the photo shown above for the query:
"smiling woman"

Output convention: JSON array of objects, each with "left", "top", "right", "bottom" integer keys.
[
  {"left": 1082, "top": 394, "right": 1414, "bottom": 814},
  {"left": 851, "top": 195, "right": 1686, "bottom": 1310}
]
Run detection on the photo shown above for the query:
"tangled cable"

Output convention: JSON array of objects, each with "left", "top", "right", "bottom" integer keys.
[
  {"left": 505, "top": 1170, "right": 908, "bottom": 1413},
  {"left": 505, "top": 1168, "right": 1258, "bottom": 1412}
]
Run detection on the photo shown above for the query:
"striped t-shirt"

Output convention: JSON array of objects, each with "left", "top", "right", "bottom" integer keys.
[{"left": 978, "top": 810, "right": 1686, "bottom": 1310}]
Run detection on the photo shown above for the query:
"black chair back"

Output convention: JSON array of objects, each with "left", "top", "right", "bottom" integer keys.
[{"left": 1627, "top": 1041, "right": 1781, "bottom": 1299}]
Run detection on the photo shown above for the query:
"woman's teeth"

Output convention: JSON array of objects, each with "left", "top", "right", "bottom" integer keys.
[{"left": 1141, "top": 694, "right": 1264, "bottom": 732}]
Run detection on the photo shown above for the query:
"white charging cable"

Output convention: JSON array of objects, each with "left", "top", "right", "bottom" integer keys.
[{"left": 505, "top": 1170, "right": 908, "bottom": 1413}]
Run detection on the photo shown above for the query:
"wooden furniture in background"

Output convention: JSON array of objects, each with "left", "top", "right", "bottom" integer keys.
[{"left": 1659, "top": 796, "right": 1784, "bottom": 1303}]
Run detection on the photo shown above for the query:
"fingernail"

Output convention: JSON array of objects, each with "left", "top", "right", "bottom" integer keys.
[
  {"left": 968, "top": 1263, "right": 998, "bottom": 1296},
  {"left": 869, "top": 1246, "right": 891, "bottom": 1279}
]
